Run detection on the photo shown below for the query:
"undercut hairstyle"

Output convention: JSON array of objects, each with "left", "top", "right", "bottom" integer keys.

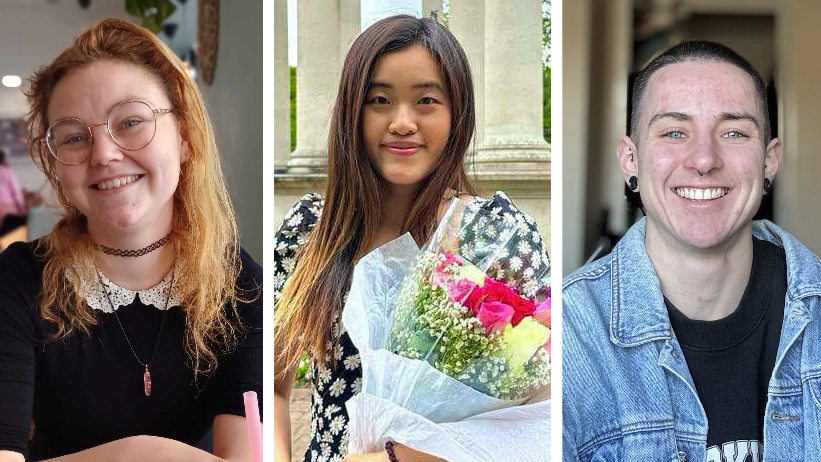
[{"left": 630, "top": 41, "right": 771, "bottom": 144}]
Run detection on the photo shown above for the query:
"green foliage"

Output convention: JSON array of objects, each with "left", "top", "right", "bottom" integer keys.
[
  {"left": 543, "top": 66, "right": 551, "bottom": 143},
  {"left": 542, "top": 0, "right": 551, "bottom": 67},
  {"left": 290, "top": 67, "right": 297, "bottom": 153},
  {"left": 543, "top": 0, "right": 551, "bottom": 143},
  {"left": 294, "top": 353, "right": 310, "bottom": 386},
  {"left": 125, "top": 0, "right": 176, "bottom": 34}
]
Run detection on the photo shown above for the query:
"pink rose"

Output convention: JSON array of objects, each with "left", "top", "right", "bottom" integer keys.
[
  {"left": 533, "top": 297, "right": 551, "bottom": 328},
  {"left": 482, "top": 277, "right": 537, "bottom": 326},
  {"left": 477, "top": 301, "right": 514, "bottom": 333},
  {"left": 447, "top": 279, "right": 484, "bottom": 312}
]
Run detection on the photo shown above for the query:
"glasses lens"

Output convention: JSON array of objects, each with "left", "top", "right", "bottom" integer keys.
[
  {"left": 108, "top": 101, "right": 157, "bottom": 150},
  {"left": 46, "top": 119, "right": 92, "bottom": 164}
]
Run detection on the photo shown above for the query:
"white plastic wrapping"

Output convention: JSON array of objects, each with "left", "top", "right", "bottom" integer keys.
[{"left": 341, "top": 208, "right": 551, "bottom": 461}]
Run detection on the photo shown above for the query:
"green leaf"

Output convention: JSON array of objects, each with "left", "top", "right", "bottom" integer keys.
[{"left": 125, "top": 0, "right": 177, "bottom": 35}]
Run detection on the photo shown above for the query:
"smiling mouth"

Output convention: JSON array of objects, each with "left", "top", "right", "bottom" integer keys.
[
  {"left": 93, "top": 174, "right": 143, "bottom": 190},
  {"left": 675, "top": 187, "right": 729, "bottom": 200}
]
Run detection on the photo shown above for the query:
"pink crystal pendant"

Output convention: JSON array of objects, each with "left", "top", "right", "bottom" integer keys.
[{"left": 143, "top": 365, "right": 152, "bottom": 396}]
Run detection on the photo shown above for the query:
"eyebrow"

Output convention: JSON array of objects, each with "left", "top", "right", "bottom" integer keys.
[
  {"left": 369, "top": 81, "right": 446, "bottom": 93},
  {"left": 647, "top": 111, "right": 691, "bottom": 127},
  {"left": 717, "top": 112, "right": 760, "bottom": 129},
  {"left": 647, "top": 111, "right": 760, "bottom": 129}
]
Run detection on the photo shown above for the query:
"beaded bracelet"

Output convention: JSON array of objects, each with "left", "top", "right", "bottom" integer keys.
[{"left": 385, "top": 441, "right": 400, "bottom": 462}]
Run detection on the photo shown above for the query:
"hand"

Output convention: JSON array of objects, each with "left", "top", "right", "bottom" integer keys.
[{"left": 343, "top": 451, "right": 390, "bottom": 462}]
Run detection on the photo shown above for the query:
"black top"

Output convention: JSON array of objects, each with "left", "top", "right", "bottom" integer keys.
[
  {"left": 274, "top": 192, "right": 550, "bottom": 462},
  {"left": 666, "top": 237, "right": 786, "bottom": 457},
  {"left": 0, "top": 240, "right": 263, "bottom": 460}
]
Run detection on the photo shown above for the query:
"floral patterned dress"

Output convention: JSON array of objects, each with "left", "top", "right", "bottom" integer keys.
[{"left": 274, "top": 192, "right": 550, "bottom": 462}]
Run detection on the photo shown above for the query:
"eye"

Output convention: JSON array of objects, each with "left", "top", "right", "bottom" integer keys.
[
  {"left": 723, "top": 130, "right": 747, "bottom": 139},
  {"left": 663, "top": 130, "right": 685, "bottom": 139},
  {"left": 418, "top": 96, "right": 438, "bottom": 105},
  {"left": 368, "top": 96, "right": 390, "bottom": 105},
  {"left": 119, "top": 118, "right": 144, "bottom": 129},
  {"left": 64, "top": 134, "right": 89, "bottom": 145}
]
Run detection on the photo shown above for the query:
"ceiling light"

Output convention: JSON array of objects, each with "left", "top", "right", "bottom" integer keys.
[{"left": 2, "top": 76, "right": 22, "bottom": 88}]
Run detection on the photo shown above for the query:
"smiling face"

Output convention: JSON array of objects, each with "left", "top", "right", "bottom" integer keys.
[
  {"left": 619, "top": 60, "right": 782, "bottom": 252},
  {"left": 48, "top": 60, "right": 189, "bottom": 240},
  {"left": 362, "top": 44, "right": 452, "bottom": 190}
]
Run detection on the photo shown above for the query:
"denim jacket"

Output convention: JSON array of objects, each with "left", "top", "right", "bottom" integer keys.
[{"left": 562, "top": 218, "right": 821, "bottom": 462}]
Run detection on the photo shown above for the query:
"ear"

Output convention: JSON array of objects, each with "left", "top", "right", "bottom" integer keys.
[
  {"left": 617, "top": 136, "right": 639, "bottom": 190},
  {"left": 764, "top": 137, "right": 782, "bottom": 181},
  {"left": 179, "top": 137, "right": 191, "bottom": 164}
]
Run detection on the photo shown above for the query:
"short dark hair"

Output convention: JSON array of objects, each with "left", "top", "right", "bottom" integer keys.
[
  {"left": 0, "top": 149, "right": 6, "bottom": 165},
  {"left": 630, "top": 41, "right": 770, "bottom": 143}
]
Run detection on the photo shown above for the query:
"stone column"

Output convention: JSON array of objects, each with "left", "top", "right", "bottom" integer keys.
[
  {"left": 478, "top": 0, "right": 549, "bottom": 173},
  {"left": 288, "top": 0, "right": 341, "bottom": 172},
  {"left": 274, "top": 0, "right": 289, "bottom": 171},
  {"left": 340, "top": 0, "right": 361, "bottom": 65},
  {"left": 449, "top": 0, "right": 484, "bottom": 154}
]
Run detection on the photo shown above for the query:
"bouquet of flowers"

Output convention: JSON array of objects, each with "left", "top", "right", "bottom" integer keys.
[{"left": 342, "top": 195, "right": 551, "bottom": 462}]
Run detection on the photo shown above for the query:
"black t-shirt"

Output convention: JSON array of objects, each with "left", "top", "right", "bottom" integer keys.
[
  {"left": 0, "top": 240, "right": 263, "bottom": 460},
  {"left": 666, "top": 237, "right": 786, "bottom": 459}
]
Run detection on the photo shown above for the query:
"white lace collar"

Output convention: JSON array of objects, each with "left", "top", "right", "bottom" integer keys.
[{"left": 65, "top": 264, "right": 184, "bottom": 313}]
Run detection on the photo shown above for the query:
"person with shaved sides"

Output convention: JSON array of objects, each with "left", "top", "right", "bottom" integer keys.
[{"left": 563, "top": 41, "right": 821, "bottom": 461}]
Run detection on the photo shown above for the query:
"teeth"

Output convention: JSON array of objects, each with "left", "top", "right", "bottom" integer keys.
[
  {"left": 675, "top": 187, "right": 728, "bottom": 200},
  {"left": 98, "top": 175, "right": 138, "bottom": 190}
]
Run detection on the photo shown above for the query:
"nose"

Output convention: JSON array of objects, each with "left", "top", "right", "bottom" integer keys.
[
  {"left": 88, "top": 122, "right": 124, "bottom": 167},
  {"left": 388, "top": 104, "right": 418, "bottom": 136},
  {"left": 684, "top": 131, "right": 723, "bottom": 175}
]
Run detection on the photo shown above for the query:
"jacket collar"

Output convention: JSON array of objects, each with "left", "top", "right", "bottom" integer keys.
[
  {"left": 609, "top": 218, "right": 821, "bottom": 347},
  {"left": 610, "top": 218, "right": 672, "bottom": 347}
]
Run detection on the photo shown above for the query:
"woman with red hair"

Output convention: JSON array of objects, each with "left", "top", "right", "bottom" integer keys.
[{"left": 0, "top": 19, "right": 262, "bottom": 462}]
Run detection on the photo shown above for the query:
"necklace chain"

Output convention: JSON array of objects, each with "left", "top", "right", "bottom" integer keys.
[
  {"left": 99, "top": 267, "right": 175, "bottom": 367},
  {"left": 97, "top": 233, "right": 172, "bottom": 258}
]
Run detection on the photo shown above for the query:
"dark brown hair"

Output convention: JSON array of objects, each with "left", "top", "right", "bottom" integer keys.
[
  {"left": 630, "top": 40, "right": 770, "bottom": 143},
  {"left": 275, "top": 15, "right": 477, "bottom": 374}
]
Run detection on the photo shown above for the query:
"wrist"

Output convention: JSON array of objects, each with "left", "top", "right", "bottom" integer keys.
[{"left": 384, "top": 441, "right": 400, "bottom": 462}]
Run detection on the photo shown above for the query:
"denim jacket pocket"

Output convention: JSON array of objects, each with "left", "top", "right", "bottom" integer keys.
[{"left": 576, "top": 425, "right": 681, "bottom": 462}]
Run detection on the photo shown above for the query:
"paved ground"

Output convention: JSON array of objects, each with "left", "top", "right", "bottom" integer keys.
[{"left": 291, "top": 387, "right": 312, "bottom": 461}]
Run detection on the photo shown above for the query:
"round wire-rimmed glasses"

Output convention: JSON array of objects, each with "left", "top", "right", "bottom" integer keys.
[{"left": 44, "top": 100, "right": 173, "bottom": 166}]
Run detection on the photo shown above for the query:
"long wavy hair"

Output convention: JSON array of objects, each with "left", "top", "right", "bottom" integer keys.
[
  {"left": 25, "top": 18, "right": 243, "bottom": 375},
  {"left": 275, "top": 15, "right": 477, "bottom": 376}
]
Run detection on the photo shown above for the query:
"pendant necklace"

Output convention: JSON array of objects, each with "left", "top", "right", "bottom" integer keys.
[{"left": 98, "top": 266, "right": 176, "bottom": 396}]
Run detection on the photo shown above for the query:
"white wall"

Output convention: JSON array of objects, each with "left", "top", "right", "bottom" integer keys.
[
  {"left": 198, "top": 0, "right": 264, "bottom": 265},
  {"left": 0, "top": 2, "right": 133, "bottom": 119}
]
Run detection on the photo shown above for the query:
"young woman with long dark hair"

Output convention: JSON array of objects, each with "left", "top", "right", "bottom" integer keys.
[{"left": 274, "top": 15, "right": 548, "bottom": 462}]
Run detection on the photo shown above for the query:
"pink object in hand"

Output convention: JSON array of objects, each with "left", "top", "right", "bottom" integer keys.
[{"left": 243, "top": 391, "right": 263, "bottom": 462}]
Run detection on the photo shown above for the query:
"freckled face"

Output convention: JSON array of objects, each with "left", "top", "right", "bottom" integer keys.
[
  {"left": 633, "top": 61, "right": 780, "bottom": 251},
  {"left": 48, "top": 60, "right": 189, "bottom": 236},
  {"left": 362, "top": 45, "right": 452, "bottom": 188}
]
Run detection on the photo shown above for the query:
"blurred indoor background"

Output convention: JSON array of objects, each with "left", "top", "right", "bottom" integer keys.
[
  {"left": 0, "top": 0, "right": 262, "bottom": 264},
  {"left": 563, "top": 0, "right": 821, "bottom": 276}
]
